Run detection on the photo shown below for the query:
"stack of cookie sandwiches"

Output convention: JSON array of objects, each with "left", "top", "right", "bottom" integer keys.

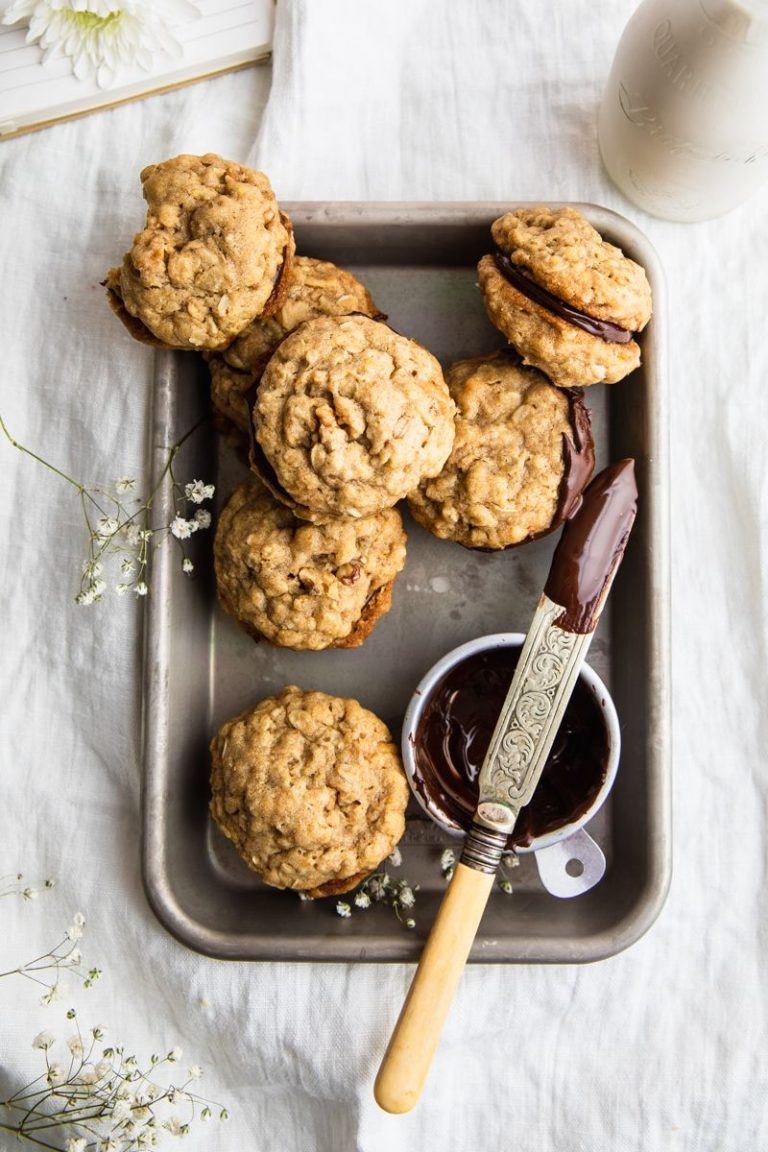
[{"left": 106, "top": 169, "right": 652, "bottom": 902}]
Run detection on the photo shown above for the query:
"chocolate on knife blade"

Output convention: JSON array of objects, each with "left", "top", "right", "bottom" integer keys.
[{"left": 544, "top": 457, "right": 638, "bottom": 635}]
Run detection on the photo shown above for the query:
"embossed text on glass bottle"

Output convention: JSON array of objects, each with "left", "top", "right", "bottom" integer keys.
[{"left": 598, "top": 0, "right": 768, "bottom": 222}]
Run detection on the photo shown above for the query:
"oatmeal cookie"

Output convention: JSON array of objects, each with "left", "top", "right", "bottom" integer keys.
[
  {"left": 408, "top": 351, "right": 594, "bottom": 549},
  {"left": 252, "top": 313, "right": 456, "bottom": 520},
  {"left": 105, "top": 154, "right": 294, "bottom": 351},
  {"left": 209, "top": 685, "right": 408, "bottom": 896},
  {"left": 214, "top": 477, "right": 407, "bottom": 650},
  {"left": 207, "top": 257, "right": 383, "bottom": 437},
  {"left": 477, "top": 207, "right": 652, "bottom": 387}
]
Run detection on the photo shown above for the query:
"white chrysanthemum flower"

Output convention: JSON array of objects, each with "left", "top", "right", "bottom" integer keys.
[
  {"left": 32, "top": 1030, "right": 55, "bottom": 1050},
  {"left": 170, "top": 516, "right": 195, "bottom": 539},
  {"left": 3, "top": 0, "right": 200, "bottom": 90},
  {"left": 185, "top": 479, "right": 215, "bottom": 504},
  {"left": 354, "top": 890, "right": 371, "bottom": 909},
  {"left": 193, "top": 508, "right": 211, "bottom": 530},
  {"left": 335, "top": 901, "right": 351, "bottom": 918}
]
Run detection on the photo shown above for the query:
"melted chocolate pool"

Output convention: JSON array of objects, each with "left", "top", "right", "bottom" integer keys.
[{"left": 412, "top": 644, "right": 610, "bottom": 847}]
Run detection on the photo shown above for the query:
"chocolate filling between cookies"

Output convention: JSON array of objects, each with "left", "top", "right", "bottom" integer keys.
[{"left": 493, "top": 253, "right": 634, "bottom": 345}]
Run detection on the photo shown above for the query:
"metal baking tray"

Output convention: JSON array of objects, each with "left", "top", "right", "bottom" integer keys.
[{"left": 142, "top": 203, "right": 670, "bottom": 963}]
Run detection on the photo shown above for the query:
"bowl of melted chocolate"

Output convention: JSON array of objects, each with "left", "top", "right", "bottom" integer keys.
[{"left": 404, "top": 633, "right": 620, "bottom": 857}]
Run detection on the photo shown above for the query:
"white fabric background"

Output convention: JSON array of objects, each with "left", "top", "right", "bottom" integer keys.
[{"left": 2, "top": 1, "right": 767, "bottom": 1149}]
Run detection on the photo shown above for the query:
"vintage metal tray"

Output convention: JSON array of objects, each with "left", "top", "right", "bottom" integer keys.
[{"left": 142, "top": 203, "right": 670, "bottom": 963}]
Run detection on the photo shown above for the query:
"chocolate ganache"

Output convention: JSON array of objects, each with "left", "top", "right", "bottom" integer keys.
[
  {"left": 494, "top": 253, "right": 634, "bottom": 345},
  {"left": 412, "top": 645, "right": 610, "bottom": 847},
  {"left": 545, "top": 458, "right": 638, "bottom": 634}
]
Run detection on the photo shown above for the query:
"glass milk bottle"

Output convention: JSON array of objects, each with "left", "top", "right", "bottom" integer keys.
[{"left": 598, "top": 0, "right": 768, "bottom": 221}]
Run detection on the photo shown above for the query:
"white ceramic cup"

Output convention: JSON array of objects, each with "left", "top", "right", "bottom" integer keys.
[{"left": 402, "top": 633, "right": 621, "bottom": 898}]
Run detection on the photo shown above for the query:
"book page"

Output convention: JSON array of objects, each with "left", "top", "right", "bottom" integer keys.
[{"left": 0, "top": 0, "right": 274, "bottom": 136}]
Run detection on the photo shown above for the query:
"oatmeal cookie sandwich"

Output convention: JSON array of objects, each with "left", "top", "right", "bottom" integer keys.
[
  {"left": 408, "top": 350, "right": 594, "bottom": 549},
  {"left": 214, "top": 477, "right": 407, "bottom": 651},
  {"left": 105, "top": 153, "right": 294, "bottom": 351},
  {"left": 251, "top": 313, "right": 455, "bottom": 521},
  {"left": 477, "top": 206, "right": 652, "bottom": 387},
  {"left": 209, "top": 686, "right": 409, "bottom": 898}
]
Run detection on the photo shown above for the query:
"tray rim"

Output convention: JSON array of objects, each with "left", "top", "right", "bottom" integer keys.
[{"left": 141, "top": 199, "right": 672, "bottom": 964}]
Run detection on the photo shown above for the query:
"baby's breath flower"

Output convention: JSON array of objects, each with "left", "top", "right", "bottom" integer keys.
[
  {"left": 405, "top": 917, "right": 416, "bottom": 929},
  {"left": 67, "top": 920, "right": 84, "bottom": 942},
  {"left": 32, "top": 1030, "right": 55, "bottom": 1050},
  {"left": 388, "top": 846, "right": 402, "bottom": 867},
  {"left": 112, "top": 1097, "right": 133, "bottom": 1122},
  {"left": 168, "top": 1046, "right": 182, "bottom": 1062},
  {"left": 367, "top": 875, "right": 388, "bottom": 901},
  {"left": 398, "top": 885, "right": 415, "bottom": 909},
  {"left": 193, "top": 508, "right": 211, "bottom": 530},
  {"left": 498, "top": 880, "right": 514, "bottom": 894},
  {"left": 115, "top": 583, "right": 131, "bottom": 596},
  {"left": 170, "top": 516, "right": 195, "bottom": 540},
  {"left": 123, "top": 523, "right": 142, "bottom": 547},
  {"left": 95, "top": 516, "right": 119, "bottom": 539},
  {"left": 77, "top": 1065, "right": 98, "bottom": 1085},
  {"left": 440, "top": 848, "right": 456, "bottom": 873},
  {"left": 134, "top": 582, "right": 148, "bottom": 597},
  {"left": 83, "top": 560, "right": 103, "bottom": 577},
  {"left": 189, "top": 1065, "right": 203, "bottom": 1080},
  {"left": 67, "top": 1034, "right": 84, "bottom": 1058},
  {"left": 335, "top": 901, "right": 352, "bottom": 918},
  {"left": 185, "top": 479, "right": 215, "bottom": 504},
  {"left": 47, "top": 1062, "right": 66, "bottom": 1085},
  {"left": 66, "top": 1138, "right": 87, "bottom": 1152},
  {"left": 115, "top": 478, "right": 136, "bottom": 493},
  {"left": 164, "top": 1116, "right": 184, "bottom": 1136},
  {"left": 354, "top": 891, "right": 371, "bottom": 909},
  {"left": 121, "top": 557, "right": 135, "bottom": 575},
  {"left": 182, "top": 557, "right": 194, "bottom": 574}
]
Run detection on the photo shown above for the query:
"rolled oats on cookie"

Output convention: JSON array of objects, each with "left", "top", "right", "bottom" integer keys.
[
  {"left": 408, "top": 351, "right": 594, "bottom": 549},
  {"left": 207, "top": 256, "right": 383, "bottom": 439},
  {"left": 477, "top": 206, "right": 652, "bottom": 388},
  {"left": 209, "top": 685, "right": 409, "bottom": 897},
  {"left": 105, "top": 153, "right": 294, "bottom": 351},
  {"left": 252, "top": 313, "right": 456, "bottom": 521},
  {"left": 214, "top": 477, "right": 406, "bottom": 650}
]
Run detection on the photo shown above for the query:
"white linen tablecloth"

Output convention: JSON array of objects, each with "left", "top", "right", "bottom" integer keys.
[{"left": 2, "top": 2, "right": 767, "bottom": 1149}]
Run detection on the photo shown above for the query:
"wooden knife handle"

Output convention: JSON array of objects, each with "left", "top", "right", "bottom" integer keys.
[{"left": 373, "top": 862, "right": 495, "bottom": 1114}]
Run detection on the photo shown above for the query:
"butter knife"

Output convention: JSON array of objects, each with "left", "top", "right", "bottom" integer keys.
[{"left": 374, "top": 458, "right": 638, "bottom": 1114}]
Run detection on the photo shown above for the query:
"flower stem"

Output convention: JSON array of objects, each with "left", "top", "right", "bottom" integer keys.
[{"left": 0, "top": 414, "right": 85, "bottom": 494}]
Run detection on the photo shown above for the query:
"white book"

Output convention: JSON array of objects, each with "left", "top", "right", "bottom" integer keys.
[{"left": 0, "top": 0, "right": 274, "bottom": 140}]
